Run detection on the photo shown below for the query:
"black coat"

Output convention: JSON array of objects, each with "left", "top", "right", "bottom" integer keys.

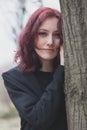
[{"left": 2, "top": 65, "right": 68, "bottom": 130}]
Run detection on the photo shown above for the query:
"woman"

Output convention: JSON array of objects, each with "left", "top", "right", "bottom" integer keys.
[{"left": 2, "top": 7, "right": 68, "bottom": 130}]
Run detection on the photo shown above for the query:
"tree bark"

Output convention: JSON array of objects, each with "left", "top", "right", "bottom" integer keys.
[{"left": 59, "top": 0, "right": 87, "bottom": 130}]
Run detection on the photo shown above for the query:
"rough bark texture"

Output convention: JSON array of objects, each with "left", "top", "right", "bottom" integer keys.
[{"left": 60, "top": 0, "right": 87, "bottom": 130}]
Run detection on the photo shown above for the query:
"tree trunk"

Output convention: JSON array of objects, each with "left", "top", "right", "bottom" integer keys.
[{"left": 59, "top": 0, "right": 87, "bottom": 130}]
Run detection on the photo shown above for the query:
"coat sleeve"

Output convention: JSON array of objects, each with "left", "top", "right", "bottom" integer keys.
[{"left": 2, "top": 65, "right": 65, "bottom": 129}]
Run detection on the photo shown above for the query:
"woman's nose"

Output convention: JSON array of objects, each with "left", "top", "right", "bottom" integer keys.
[{"left": 46, "top": 35, "right": 54, "bottom": 45}]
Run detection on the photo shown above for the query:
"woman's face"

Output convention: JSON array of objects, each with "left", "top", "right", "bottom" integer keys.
[{"left": 35, "top": 17, "right": 61, "bottom": 62}]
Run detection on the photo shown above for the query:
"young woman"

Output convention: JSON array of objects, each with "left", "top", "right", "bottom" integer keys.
[{"left": 2, "top": 7, "right": 68, "bottom": 130}]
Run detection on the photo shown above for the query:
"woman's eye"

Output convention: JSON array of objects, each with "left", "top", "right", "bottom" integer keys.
[
  {"left": 54, "top": 33, "right": 60, "bottom": 38},
  {"left": 38, "top": 32, "right": 47, "bottom": 37}
]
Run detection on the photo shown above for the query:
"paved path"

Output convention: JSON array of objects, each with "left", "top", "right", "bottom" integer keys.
[{"left": 0, "top": 117, "right": 20, "bottom": 130}]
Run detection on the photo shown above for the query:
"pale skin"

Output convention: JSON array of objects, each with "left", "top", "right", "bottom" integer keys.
[{"left": 35, "top": 17, "right": 64, "bottom": 72}]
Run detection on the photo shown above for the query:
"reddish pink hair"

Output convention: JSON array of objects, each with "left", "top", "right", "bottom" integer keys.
[{"left": 15, "top": 7, "right": 63, "bottom": 72}]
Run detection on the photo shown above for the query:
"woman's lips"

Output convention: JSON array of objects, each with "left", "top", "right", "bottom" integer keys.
[
  {"left": 36, "top": 47, "right": 57, "bottom": 51},
  {"left": 39, "top": 48, "right": 55, "bottom": 52},
  {"left": 42, "top": 49, "right": 54, "bottom": 50}
]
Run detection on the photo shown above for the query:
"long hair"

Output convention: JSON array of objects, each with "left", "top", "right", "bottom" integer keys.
[{"left": 15, "top": 7, "right": 63, "bottom": 72}]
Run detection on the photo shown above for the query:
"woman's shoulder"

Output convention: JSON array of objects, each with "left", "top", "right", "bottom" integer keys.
[
  {"left": 2, "top": 66, "right": 21, "bottom": 77},
  {"left": 2, "top": 66, "right": 32, "bottom": 80}
]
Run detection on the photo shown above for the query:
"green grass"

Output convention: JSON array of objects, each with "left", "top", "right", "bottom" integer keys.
[{"left": 0, "top": 108, "right": 18, "bottom": 119}]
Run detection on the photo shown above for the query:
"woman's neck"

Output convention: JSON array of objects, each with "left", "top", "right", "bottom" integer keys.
[{"left": 40, "top": 60, "right": 54, "bottom": 72}]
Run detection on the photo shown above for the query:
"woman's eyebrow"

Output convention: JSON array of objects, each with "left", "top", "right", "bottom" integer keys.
[
  {"left": 39, "top": 29, "right": 48, "bottom": 31},
  {"left": 54, "top": 30, "right": 59, "bottom": 33},
  {"left": 39, "top": 29, "right": 59, "bottom": 32}
]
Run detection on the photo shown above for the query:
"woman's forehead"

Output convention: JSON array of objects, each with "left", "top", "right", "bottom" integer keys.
[{"left": 38, "top": 17, "right": 59, "bottom": 30}]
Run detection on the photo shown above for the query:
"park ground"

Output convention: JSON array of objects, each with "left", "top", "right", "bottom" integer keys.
[
  {"left": 0, "top": 109, "right": 20, "bottom": 130},
  {"left": 0, "top": 117, "right": 20, "bottom": 130}
]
